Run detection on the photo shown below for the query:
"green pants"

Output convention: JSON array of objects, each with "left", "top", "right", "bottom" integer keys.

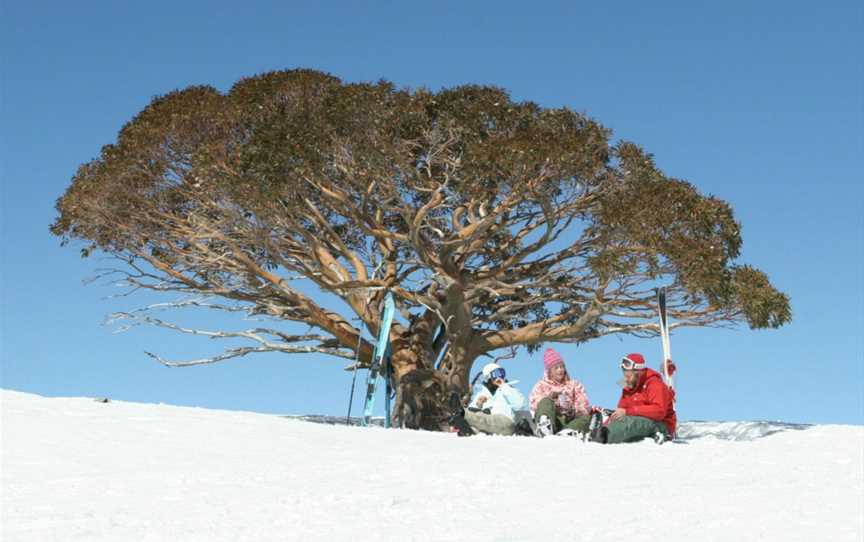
[
  {"left": 534, "top": 397, "right": 591, "bottom": 434},
  {"left": 605, "top": 415, "right": 668, "bottom": 444}
]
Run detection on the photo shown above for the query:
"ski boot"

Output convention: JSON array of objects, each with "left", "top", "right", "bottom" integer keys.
[
  {"left": 536, "top": 415, "right": 554, "bottom": 437},
  {"left": 448, "top": 412, "right": 475, "bottom": 436},
  {"left": 447, "top": 391, "right": 474, "bottom": 437},
  {"left": 587, "top": 409, "right": 607, "bottom": 443}
]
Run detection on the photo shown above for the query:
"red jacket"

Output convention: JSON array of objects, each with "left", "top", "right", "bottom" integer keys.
[{"left": 617, "top": 368, "right": 677, "bottom": 435}]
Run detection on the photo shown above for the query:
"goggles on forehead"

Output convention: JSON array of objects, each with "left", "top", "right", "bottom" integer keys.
[
  {"left": 620, "top": 357, "right": 642, "bottom": 371},
  {"left": 487, "top": 368, "right": 506, "bottom": 381}
]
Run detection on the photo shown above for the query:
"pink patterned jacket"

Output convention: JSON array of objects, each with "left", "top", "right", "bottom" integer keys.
[{"left": 529, "top": 371, "right": 591, "bottom": 418}]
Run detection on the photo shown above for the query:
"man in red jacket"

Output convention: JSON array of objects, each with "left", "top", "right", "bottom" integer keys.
[{"left": 592, "top": 352, "right": 677, "bottom": 444}]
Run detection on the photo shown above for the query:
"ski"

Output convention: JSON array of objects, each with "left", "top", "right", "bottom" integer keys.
[
  {"left": 362, "top": 292, "right": 395, "bottom": 427},
  {"left": 657, "top": 287, "right": 674, "bottom": 391}
]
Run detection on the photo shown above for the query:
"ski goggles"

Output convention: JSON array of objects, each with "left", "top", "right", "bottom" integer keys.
[
  {"left": 487, "top": 368, "right": 506, "bottom": 381},
  {"left": 620, "top": 357, "right": 644, "bottom": 371}
]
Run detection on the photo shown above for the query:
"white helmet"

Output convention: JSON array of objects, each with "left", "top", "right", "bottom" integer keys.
[{"left": 482, "top": 363, "right": 505, "bottom": 381}]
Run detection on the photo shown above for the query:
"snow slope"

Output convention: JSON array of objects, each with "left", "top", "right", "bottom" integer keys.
[{"left": 2, "top": 390, "right": 862, "bottom": 541}]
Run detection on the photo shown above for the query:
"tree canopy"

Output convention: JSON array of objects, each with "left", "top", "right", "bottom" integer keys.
[{"left": 52, "top": 69, "right": 790, "bottom": 428}]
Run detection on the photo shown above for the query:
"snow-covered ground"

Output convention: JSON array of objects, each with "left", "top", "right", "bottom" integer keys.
[{"left": 2, "top": 390, "right": 862, "bottom": 541}]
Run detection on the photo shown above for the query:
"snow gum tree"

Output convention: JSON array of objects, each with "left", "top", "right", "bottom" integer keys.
[{"left": 52, "top": 70, "right": 790, "bottom": 429}]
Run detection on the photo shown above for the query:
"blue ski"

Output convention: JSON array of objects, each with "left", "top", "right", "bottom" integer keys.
[{"left": 362, "top": 292, "right": 395, "bottom": 426}]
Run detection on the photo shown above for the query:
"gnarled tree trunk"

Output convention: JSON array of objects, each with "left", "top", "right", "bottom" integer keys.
[{"left": 390, "top": 347, "right": 475, "bottom": 431}]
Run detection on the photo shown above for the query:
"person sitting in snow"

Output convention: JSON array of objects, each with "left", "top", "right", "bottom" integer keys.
[
  {"left": 528, "top": 347, "right": 592, "bottom": 437},
  {"left": 590, "top": 352, "right": 677, "bottom": 444},
  {"left": 458, "top": 363, "right": 528, "bottom": 436}
]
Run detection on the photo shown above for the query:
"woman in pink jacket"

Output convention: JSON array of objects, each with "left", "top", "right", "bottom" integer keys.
[{"left": 529, "top": 347, "right": 591, "bottom": 437}]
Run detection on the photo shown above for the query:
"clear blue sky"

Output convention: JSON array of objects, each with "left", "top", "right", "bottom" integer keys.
[{"left": 2, "top": 1, "right": 861, "bottom": 425}]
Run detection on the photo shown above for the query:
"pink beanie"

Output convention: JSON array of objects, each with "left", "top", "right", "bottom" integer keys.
[{"left": 543, "top": 348, "right": 565, "bottom": 370}]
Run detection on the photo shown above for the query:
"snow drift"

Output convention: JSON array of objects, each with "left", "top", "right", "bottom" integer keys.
[{"left": 2, "top": 390, "right": 862, "bottom": 541}]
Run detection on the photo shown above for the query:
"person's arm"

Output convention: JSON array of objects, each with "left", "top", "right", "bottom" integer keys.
[
  {"left": 623, "top": 379, "right": 667, "bottom": 421},
  {"left": 528, "top": 382, "right": 542, "bottom": 413},
  {"left": 570, "top": 381, "right": 590, "bottom": 416},
  {"left": 499, "top": 383, "right": 527, "bottom": 411}
]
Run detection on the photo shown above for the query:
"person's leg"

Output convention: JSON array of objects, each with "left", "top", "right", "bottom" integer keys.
[
  {"left": 464, "top": 409, "right": 486, "bottom": 433},
  {"left": 486, "top": 414, "right": 516, "bottom": 436},
  {"left": 465, "top": 410, "right": 516, "bottom": 436},
  {"left": 562, "top": 415, "right": 591, "bottom": 434},
  {"left": 512, "top": 411, "right": 536, "bottom": 436},
  {"left": 605, "top": 416, "right": 668, "bottom": 444}
]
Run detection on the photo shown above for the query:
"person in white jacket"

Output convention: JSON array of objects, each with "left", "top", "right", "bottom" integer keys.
[{"left": 463, "top": 363, "right": 527, "bottom": 436}]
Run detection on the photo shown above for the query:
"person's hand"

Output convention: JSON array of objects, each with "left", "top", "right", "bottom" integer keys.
[
  {"left": 476, "top": 395, "right": 488, "bottom": 407},
  {"left": 663, "top": 359, "right": 677, "bottom": 376},
  {"left": 609, "top": 408, "right": 627, "bottom": 422}
]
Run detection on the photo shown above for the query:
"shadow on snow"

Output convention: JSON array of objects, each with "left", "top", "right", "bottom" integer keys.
[{"left": 283, "top": 415, "right": 814, "bottom": 442}]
